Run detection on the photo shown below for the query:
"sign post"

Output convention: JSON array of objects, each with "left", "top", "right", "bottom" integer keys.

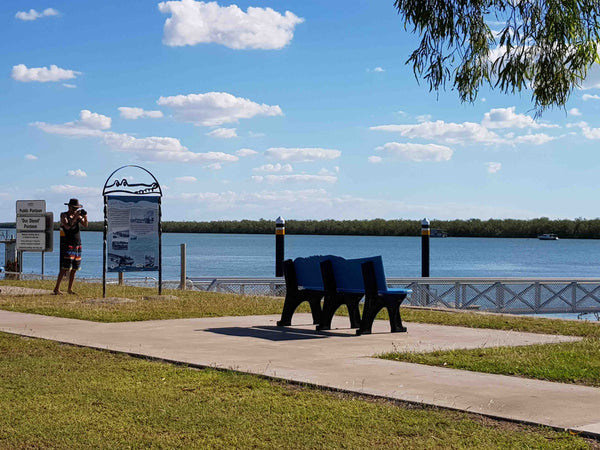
[{"left": 102, "top": 166, "right": 162, "bottom": 298}]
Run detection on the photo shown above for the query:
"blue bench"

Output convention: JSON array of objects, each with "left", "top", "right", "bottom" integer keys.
[
  {"left": 320, "top": 256, "right": 411, "bottom": 335},
  {"left": 276, "top": 255, "right": 361, "bottom": 329}
]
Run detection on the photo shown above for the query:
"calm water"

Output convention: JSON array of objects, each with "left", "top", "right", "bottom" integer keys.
[{"left": 5, "top": 231, "right": 600, "bottom": 280}]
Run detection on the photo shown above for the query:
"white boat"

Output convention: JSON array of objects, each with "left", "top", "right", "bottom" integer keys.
[{"left": 538, "top": 233, "right": 559, "bottom": 240}]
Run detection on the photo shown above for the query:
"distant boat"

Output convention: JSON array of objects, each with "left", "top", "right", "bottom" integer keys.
[{"left": 538, "top": 233, "right": 559, "bottom": 240}]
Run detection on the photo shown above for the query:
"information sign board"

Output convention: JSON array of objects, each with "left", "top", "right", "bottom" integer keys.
[
  {"left": 16, "top": 200, "right": 47, "bottom": 252},
  {"left": 16, "top": 232, "right": 46, "bottom": 251},
  {"left": 106, "top": 195, "right": 159, "bottom": 272}
]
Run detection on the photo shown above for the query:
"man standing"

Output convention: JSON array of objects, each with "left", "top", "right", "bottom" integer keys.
[{"left": 53, "top": 198, "right": 88, "bottom": 295}]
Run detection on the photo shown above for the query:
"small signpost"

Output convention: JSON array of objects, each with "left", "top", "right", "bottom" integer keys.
[{"left": 15, "top": 200, "right": 53, "bottom": 275}]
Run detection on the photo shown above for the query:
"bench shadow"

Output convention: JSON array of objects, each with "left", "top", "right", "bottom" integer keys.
[{"left": 202, "top": 325, "right": 356, "bottom": 341}]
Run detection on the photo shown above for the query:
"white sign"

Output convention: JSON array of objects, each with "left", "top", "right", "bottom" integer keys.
[
  {"left": 16, "top": 199, "right": 48, "bottom": 252},
  {"left": 16, "top": 216, "right": 45, "bottom": 232},
  {"left": 16, "top": 200, "right": 46, "bottom": 217},
  {"left": 16, "top": 232, "right": 45, "bottom": 251}
]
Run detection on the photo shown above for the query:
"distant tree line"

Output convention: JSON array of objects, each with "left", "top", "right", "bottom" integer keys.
[{"left": 4, "top": 217, "right": 600, "bottom": 239}]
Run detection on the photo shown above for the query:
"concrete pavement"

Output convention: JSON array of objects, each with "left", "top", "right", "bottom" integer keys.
[{"left": 1, "top": 310, "right": 599, "bottom": 437}]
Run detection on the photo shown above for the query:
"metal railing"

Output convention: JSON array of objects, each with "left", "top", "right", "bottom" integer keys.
[
  {"left": 388, "top": 277, "right": 600, "bottom": 314},
  {"left": 3, "top": 272, "right": 600, "bottom": 314}
]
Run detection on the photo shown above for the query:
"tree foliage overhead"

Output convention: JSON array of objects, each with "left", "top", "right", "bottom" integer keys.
[{"left": 394, "top": 0, "right": 600, "bottom": 114}]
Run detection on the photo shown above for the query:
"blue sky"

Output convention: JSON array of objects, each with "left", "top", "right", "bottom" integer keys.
[{"left": 3, "top": 0, "right": 600, "bottom": 222}]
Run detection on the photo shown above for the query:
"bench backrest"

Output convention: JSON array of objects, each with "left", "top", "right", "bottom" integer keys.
[
  {"left": 286, "top": 255, "right": 337, "bottom": 291},
  {"left": 321, "top": 255, "right": 387, "bottom": 293}
]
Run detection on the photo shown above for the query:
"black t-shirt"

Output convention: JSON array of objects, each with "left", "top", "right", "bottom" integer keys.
[{"left": 60, "top": 212, "right": 81, "bottom": 246}]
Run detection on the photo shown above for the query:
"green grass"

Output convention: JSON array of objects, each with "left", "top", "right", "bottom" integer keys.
[
  {"left": 0, "top": 332, "right": 593, "bottom": 449},
  {"left": 0, "top": 279, "right": 289, "bottom": 322},
  {"left": 380, "top": 338, "right": 600, "bottom": 386}
]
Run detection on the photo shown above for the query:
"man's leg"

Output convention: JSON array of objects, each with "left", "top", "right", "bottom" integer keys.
[
  {"left": 67, "top": 269, "right": 77, "bottom": 294},
  {"left": 54, "top": 269, "right": 67, "bottom": 294}
]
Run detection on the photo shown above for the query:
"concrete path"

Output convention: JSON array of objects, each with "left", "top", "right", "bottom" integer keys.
[{"left": 1, "top": 310, "right": 599, "bottom": 437}]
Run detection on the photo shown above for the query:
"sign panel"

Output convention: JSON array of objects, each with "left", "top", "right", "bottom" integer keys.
[
  {"left": 16, "top": 216, "right": 45, "bottom": 232},
  {"left": 16, "top": 232, "right": 45, "bottom": 251},
  {"left": 16, "top": 199, "right": 47, "bottom": 252},
  {"left": 106, "top": 195, "right": 159, "bottom": 272},
  {"left": 16, "top": 200, "right": 46, "bottom": 217}
]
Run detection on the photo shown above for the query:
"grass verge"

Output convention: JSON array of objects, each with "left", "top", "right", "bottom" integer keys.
[
  {"left": 0, "top": 332, "right": 594, "bottom": 449},
  {"left": 380, "top": 338, "right": 600, "bottom": 386}
]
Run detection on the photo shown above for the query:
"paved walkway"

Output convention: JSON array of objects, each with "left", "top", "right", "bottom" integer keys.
[{"left": 1, "top": 310, "right": 599, "bottom": 437}]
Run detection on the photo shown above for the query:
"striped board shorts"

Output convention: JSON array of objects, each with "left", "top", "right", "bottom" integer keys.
[{"left": 60, "top": 244, "right": 82, "bottom": 270}]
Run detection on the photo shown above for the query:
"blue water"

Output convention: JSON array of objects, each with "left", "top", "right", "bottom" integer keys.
[{"left": 4, "top": 231, "right": 600, "bottom": 280}]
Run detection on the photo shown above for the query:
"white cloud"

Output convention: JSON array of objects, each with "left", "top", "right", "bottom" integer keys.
[
  {"left": 12, "top": 64, "right": 80, "bottom": 82},
  {"left": 206, "top": 128, "right": 237, "bottom": 139},
  {"left": 568, "top": 108, "right": 582, "bottom": 116},
  {"left": 252, "top": 174, "right": 337, "bottom": 184},
  {"left": 158, "top": 0, "right": 304, "bottom": 49},
  {"left": 368, "top": 156, "right": 382, "bottom": 163},
  {"left": 579, "top": 124, "right": 600, "bottom": 140},
  {"left": 376, "top": 142, "right": 453, "bottom": 162},
  {"left": 102, "top": 132, "right": 238, "bottom": 163},
  {"left": 236, "top": 148, "right": 258, "bottom": 157},
  {"left": 157, "top": 92, "right": 283, "bottom": 126},
  {"left": 67, "top": 169, "right": 87, "bottom": 178},
  {"left": 368, "top": 67, "right": 384, "bottom": 73},
  {"left": 15, "top": 8, "right": 59, "bottom": 21},
  {"left": 481, "top": 107, "right": 557, "bottom": 129},
  {"left": 581, "top": 63, "right": 600, "bottom": 89},
  {"left": 176, "top": 176, "right": 197, "bottom": 183},
  {"left": 62, "top": 83, "right": 76, "bottom": 89},
  {"left": 486, "top": 162, "right": 502, "bottom": 174},
  {"left": 248, "top": 131, "right": 266, "bottom": 138},
  {"left": 264, "top": 147, "right": 341, "bottom": 162},
  {"left": 205, "top": 163, "right": 222, "bottom": 170},
  {"left": 34, "top": 110, "right": 239, "bottom": 164},
  {"left": 32, "top": 110, "right": 111, "bottom": 137},
  {"left": 118, "top": 107, "right": 163, "bottom": 119},
  {"left": 371, "top": 121, "right": 502, "bottom": 145},
  {"left": 582, "top": 94, "right": 600, "bottom": 101},
  {"left": 50, "top": 184, "right": 101, "bottom": 196},
  {"left": 416, "top": 114, "right": 432, "bottom": 123},
  {"left": 25, "top": 154, "right": 38, "bottom": 160},
  {"left": 253, "top": 163, "right": 293, "bottom": 173},
  {"left": 510, "top": 133, "right": 555, "bottom": 145}
]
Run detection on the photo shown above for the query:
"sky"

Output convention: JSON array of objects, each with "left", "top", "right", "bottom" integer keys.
[{"left": 4, "top": 0, "right": 600, "bottom": 223}]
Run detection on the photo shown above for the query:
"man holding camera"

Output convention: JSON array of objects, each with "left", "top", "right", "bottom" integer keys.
[{"left": 53, "top": 198, "right": 88, "bottom": 295}]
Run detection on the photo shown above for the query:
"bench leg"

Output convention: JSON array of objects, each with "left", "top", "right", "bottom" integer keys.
[
  {"left": 356, "top": 297, "right": 381, "bottom": 335},
  {"left": 387, "top": 305, "right": 407, "bottom": 333},
  {"left": 317, "top": 293, "right": 362, "bottom": 331},
  {"left": 357, "top": 296, "right": 407, "bottom": 335},
  {"left": 277, "top": 291, "right": 322, "bottom": 326}
]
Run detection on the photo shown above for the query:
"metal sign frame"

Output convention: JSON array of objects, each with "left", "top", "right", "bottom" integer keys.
[{"left": 102, "top": 165, "right": 162, "bottom": 298}]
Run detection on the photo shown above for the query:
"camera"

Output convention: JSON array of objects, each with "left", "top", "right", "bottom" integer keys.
[{"left": 80, "top": 209, "right": 87, "bottom": 216}]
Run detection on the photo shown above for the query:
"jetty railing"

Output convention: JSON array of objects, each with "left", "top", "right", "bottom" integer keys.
[
  {"left": 3, "top": 272, "right": 600, "bottom": 314},
  {"left": 190, "top": 276, "right": 600, "bottom": 314}
]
